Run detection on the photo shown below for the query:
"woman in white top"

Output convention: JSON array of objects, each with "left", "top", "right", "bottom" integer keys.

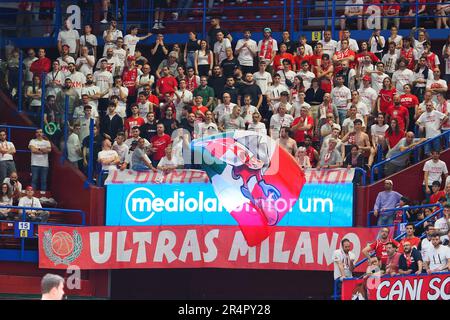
[
  {"left": 194, "top": 40, "right": 213, "bottom": 77},
  {"left": 0, "top": 183, "right": 12, "bottom": 219},
  {"left": 295, "top": 147, "right": 312, "bottom": 169},
  {"left": 387, "top": 26, "right": 403, "bottom": 50},
  {"left": 26, "top": 75, "right": 42, "bottom": 111}
]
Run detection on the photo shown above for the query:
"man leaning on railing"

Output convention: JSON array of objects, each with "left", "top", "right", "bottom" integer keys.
[{"left": 373, "top": 179, "right": 402, "bottom": 226}]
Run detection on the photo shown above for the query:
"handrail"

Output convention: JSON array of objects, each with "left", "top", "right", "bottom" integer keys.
[
  {"left": 354, "top": 206, "right": 444, "bottom": 269},
  {"left": 0, "top": 124, "right": 38, "bottom": 154},
  {"left": 371, "top": 131, "right": 450, "bottom": 184},
  {"left": 367, "top": 203, "right": 443, "bottom": 227},
  {"left": 354, "top": 167, "right": 367, "bottom": 186},
  {"left": 0, "top": 204, "right": 86, "bottom": 226}
]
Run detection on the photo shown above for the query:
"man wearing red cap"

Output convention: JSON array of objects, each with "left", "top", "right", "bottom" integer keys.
[
  {"left": 18, "top": 186, "right": 49, "bottom": 223},
  {"left": 358, "top": 75, "right": 377, "bottom": 113}
]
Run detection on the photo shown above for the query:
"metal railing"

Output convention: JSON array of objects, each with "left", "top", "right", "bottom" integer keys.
[
  {"left": 0, "top": 204, "right": 86, "bottom": 263},
  {"left": 367, "top": 203, "right": 443, "bottom": 227},
  {"left": 371, "top": 130, "right": 450, "bottom": 183},
  {"left": 0, "top": 125, "right": 38, "bottom": 154}
]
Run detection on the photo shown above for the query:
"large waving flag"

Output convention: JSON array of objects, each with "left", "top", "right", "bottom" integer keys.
[{"left": 191, "top": 131, "right": 305, "bottom": 246}]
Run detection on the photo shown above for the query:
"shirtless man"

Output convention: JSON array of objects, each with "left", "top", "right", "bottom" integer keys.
[
  {"left": 278, "top": 126, "right": 297, "bottom": 156},
  {"left": 341, "top": 118, "right": 375, "bottom": 168}
]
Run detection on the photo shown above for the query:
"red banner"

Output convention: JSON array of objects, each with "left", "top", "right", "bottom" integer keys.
[
  {"left": 342, "top": 273, "right": 450, "bottom": 300},
  {"left": 39, "top": 225, "right": 379, "bottom": 270}
]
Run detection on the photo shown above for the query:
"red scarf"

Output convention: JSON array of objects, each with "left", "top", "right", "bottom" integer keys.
[
  {"left": 259, "top": 38, "right": 274, "bottom": 60},
  {"left": 187, "top": 75, "right": 198, "bottom": 92}
]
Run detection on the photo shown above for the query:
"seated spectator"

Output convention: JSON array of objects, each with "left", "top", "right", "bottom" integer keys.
[
  {"left": 373, "top": 179, "right": 403, "bottom": 226},
  {"left": 430, "top": 181, "right": 446, "bottom": 204},
  {"left": 195, "top": 110, "right": 219, "bottom": 138},
  {"left": 149, "top": 123, "right": 172, "bottom": 167},
  {"left": 343, "top": 144, "right": 365, "bottom": 169},
  {"left": 17, "top": 186, "right": 49, "bottom": 223},
  {"left": 0, "top": 129, "right": 17, "bottom": 184},
  {"left": 2, "top": 171, "right": 22, "bottom": 203},
  {"left": 317, "top": 138, "right": 343, "bottom": 169},
  {"left": 426, "top": 69, "right": 448, "bottom": 104},
  {"left": 156, "top": 51, "right": 179, "bottom": 79},
  {"left": 434, "top": 204, "right": 450, "bottom": 241},
  {"left": 398, "top": 223, "right": 421, "bottom": 253},
  {"left": 398, "top": 241, "right": 424, "bottom": 275},
  {"left": 157, "top": 146, "right": 183, "bottom": 174},
  {"left": 362, "top": 227, "right": 400, "bottom": 269},
  {"left": 0, "top": 183, "right": 13, "bottom": 220},
  {"left": 424, "top": 233, "right": 450, "bottom": 273},
  {"left": 125, "top": 126, "right": 150, "bottom": 148},
  {"left": 423, "top": 150, "right": 448, "bottom": 201},
  {"left": 384, "top": 131, "right": 424, "bottom": 176},
  {"left": 131, "top": 138, "right": 157, "bottom": 172},
  {"left": 112, "top": 132, "right": 129, "bottom": 170},
  {"left": 295, "top": 147, "right": 312, "bottom": 169},
  {"left": 385, "top": 242, "right": 401, "bottom": 275},
  {"left": 304, "top": 135, "right": 319, "bottom": 167},
  {"left": 321, "top": 126, "right": 343, "bottom": 156},
  {"left": 98, "top": 139, "right": 120, "bottom": 179},
  {"left": 291, "top": 106, "right": 314, "bottom": 146},
  {"left": 340, "top": 0, "right": 363, "bottom": 31},
  {"left": 28, "top": 129, "right": 51, "bottom": 192}
]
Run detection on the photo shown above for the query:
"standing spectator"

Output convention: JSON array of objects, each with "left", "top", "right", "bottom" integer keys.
[
  {"left": 423, "top": 150, "right": 448, "bottom": 201},
  {"left": 94, "top": 59, "right": 114, "bottom": 117},
  {"left": 426, "top": 69, "right": 448, "bottom": 104},
  {"left": 238, "top": 73, "right": 263, "bottom": 110},
  {"left": 247, "top": 112, "right": 267, "bottom": 135},
  {"left": 317, "top": 138, "right": 343, "bottom": 169},
  {"left": 214, "top": 32, "right": 232, "bottom": 66},
  {"left": 434, "top": 204, "right": 450, "bottom": 241},
  {"left": 82, "top": 125, "right": 103, "bottom": 172},
  {"left": 219, "top": 105, "right": 245, "bottom": 132},
  {"left": 358, "top": 75, "right": 378, "bottom": 113},
  {"left": 362, "top": 227, "right": 400, "bottom": 268},
  {"left": 378, "top": 77, "right": 396, "bottom": 114},
  {"left": 57, "top": 19, "right": 80, "bottom": 58},
  {"left": 336, "top": 29, "right": 359, "bottom": 53},
  {"left": 112, "top": 132, "right": 129, "bottom": 170},
  {"left": 103, "top": 19, "right": 123, "bottom": 57},
  {"left": 23, "top": 49, "right": 37, "bottom": 86},
  {"left": 319, "top": 30, "right": 338, "bottom": 58},
  {"left": 430, "top": 181, "right": 446, "bottom": 204},
  {"left": 369, "top": 62, "right": 389, "bottom": 95},
  {"left": 221, "top": 48, "right": 240, "bottom": 79},
  {"left": 258, "top": 28, "right": 278, "bottom": 74},
  {"left": 424, "top": 233, "right": 450, "bottom": 273},
  {"left": 207, "top": 17, "right": 232, "bottom": 47},
  {"left": 193, "top": 76, "right": 215, "bottom": 109},
  {"left": 413, "top": 57, "right": 432, "bottom": 102},
  {"left": 235, "top": 30, "right": 258, "bottom": 75},
  {"left": 399, "top": 223, "right": 421, "bottom": 252},
  {"left": 385, "top": 118, "right": 405, "bottom": 150},
  {"left": 332, "top": 238, "right": 356, "bottom": 297},
  {"left": 331, "top": 74, "right": 351, "bottom": 125},
  {"left": 76, "top": 46, "right": 95, "bottom": 78},
  {"left": 67, "top": 62, "right": 86, "bottom": 98},
  {"left": 136, "top": 64, "right": 155, "bottom": 95},
  {"left": 385, "top": 242, "right": 401, "bottom": 275},
  {"left": 343, "top": 144, "right": 365, "bottom": 169},
  {"left": 122, "top": 57, "right": 139, "bottom": 105},
  {"left": 150, "top": 124, "right": 172, "bottom": 167},
  {"left": 400, "top": 84, "right": 419, "bottom": 132},
  {"left": 0, "top": 130, "right": 17, "bottom": 185},
  {"left": 150, "top": 34, "right": 169, "bottom": 73},
  {"left": 80, "top": 25, "right": 97, "bottom": 58},
  {"left": 67, "top": 123, "right": 83, "bottom": 170},
  {"left": 373, "top": 179, "right": 403, "bottom": 226},
  {"left": 184, "top": 32, "right": 201, "bottom": 69},
  {"left": 278, "top": 127, "right": 298, "bottom": 155},
  {"left": 195, "top": 110, "right": 219, "bottom": 138},
  {"left": 194, "top": 40, "right": 214, "bottom": 77},
  {"left": 28, "top": 129, "right": 51, "bottom": 192},
  {"left": 18, "top": 186, "right": 49, "bottom": 223},
  {"left": 26, "top": 74, "right": 43, "bottom": 113},
  {"left": 30, "top": 48, "right": 52, "bottom": 80},
  {"left": 291, "top": 106, "right": 314, "bottom": 146},
  {"left": 398, "top": 241, "right": 424, "bottom": 275},
  {"left": 269, "top": 104, "right": 294, "bottom": 138},
  {"left": 416, "top": 102, "right": 448, "bottom": 154},
  {"left": 392, "top": 58, "right": 414, "bottom": 95},
  {"left": 382, "top": 42, "right": 399, "bottom": 78},
  {"left": 371, "top": 113, "right": 389, "bottom": 148},
  {"left": 152, "top": 0, "right": 170, "bottom": 29},
  {"left": 156, "top": 67, "right": 178, "bottom": 97},
  {"left": 156, "top": 51, "right": 179, "bottom": 79},
  {"left": 101, "top": 102, "right": 124, "bottom": 141},
  {"left": 340, "top": 0, "right": 363, "bottom": 30},
  {"left": 124, "top": 105, "right": 145, "bottom": 138},
  {"left": 368, "top": 29, "right": 385, "bottom": 60},
  {"left": 386, "top": 95, "right": 409, "bottom": 132},
  {"left": 124, "top": 26, "right": 152, "bottom": 57},
  {"left": 109, "top": 77, "right": 128, "bottom": 118}
]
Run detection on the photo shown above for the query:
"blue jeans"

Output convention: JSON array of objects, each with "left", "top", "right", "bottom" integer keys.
[
  {"left": 0, "top": 160, "right": 16, "bottom": 185},
  {"left": 132, "top": 164, "right": 151, "bottom": 171},
  {"left": 377, "top": 214, "right": 394, "bottom": 226},
  {"left": 31, "top": 166, "right": 49, "bottom": 191},
  {"left": 424, "top": 138, "right": 441, "bottom": 155},
  {"left": 337, "top": 108, "right": 347, "bottom": 126},
  {"left": 186, "top": 52, "right": 196, "bottom": 69}
]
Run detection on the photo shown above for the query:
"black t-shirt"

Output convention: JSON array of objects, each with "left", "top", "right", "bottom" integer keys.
[
  {"left": 139, "top": 122, "right": 157, "bottom": 141},
  {"left": 238, "top": 82, "right": 262, "bottom": 106},
  {"left": 160, "top": 118, "right": 179, "bottom": 136},
  {"left": 208, "top": 27, "right": 230, "bottom": 46},
  {"left": 398, "top": 248, "right": 423, "bottom": 273},
  {"left": 220, "top": 58, "right": 240, "bottom": 79},
  {"left": 180, "top": 119, "right": 195, "bottom": 138},
  {"left": 208, "top": 75, "right": 227, "bottom": 99},
  {"left": 82, "top": 134, "right": 103, "bottom": 163},
  {"left": 187, "top": 39, "right": 201, "bottom": 52},
  {"left": 223, "top": 86, "right": 239, "bottom": 104},
  {"left": 150, "top": 44, "right": 168, "bottom": 73},
  {"left": 282, "top": 40, "right": 296, "bottom": 54}
]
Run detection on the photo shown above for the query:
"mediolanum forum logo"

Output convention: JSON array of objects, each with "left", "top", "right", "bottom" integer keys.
[{"left": 125, "top": 187, "right": 225, "bottom": 223}]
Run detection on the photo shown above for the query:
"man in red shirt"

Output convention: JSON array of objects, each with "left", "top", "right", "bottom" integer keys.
[
  {"left": 291, "top": 106, "right": 314, "bottom": 146},
  {"left": 273, "top": 43, "right": 295, "bottom": 71},
  {"left": 156, "top": 66, "right": 178, "bottom": 97},
  {"left": 400, "top": 38, "right": 416, "bottom": 70},
  {"left": 30, "top": 48, "right": 51, "bottom": 79},
  {"left": 150, "top": 123, "right": 172, "bottom": 167},
  {"left": 398, "top": 223, "right": 421, "bottom": 253},
  {"left": 332, "top": 39, "right": 356, "bottom": 72},
  {"left": 309, "top": 42, "right": 324, "bottom": 74},
  {"left": 386, "top": 95, "right": 409, "bottom": 132},
  {"left": 124, "top": 105, "right": 146, "bottom": 138},
  {"left": 400, "top": 84, "right": 419, "bottom": 132},
  {"left": 362, "top": 227, "right": 400, "bottom": 268}
]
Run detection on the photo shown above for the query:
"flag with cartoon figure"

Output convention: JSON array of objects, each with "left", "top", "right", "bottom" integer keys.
[{"left": 191, "top": 130, "right": 305, "bottom": 246}]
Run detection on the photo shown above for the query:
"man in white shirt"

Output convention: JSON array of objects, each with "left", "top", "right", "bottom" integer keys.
[
  {"left": 214, "top": 93, "right": 236, "bottom": 123},
  {"left": 76, "top": 46, "right": 95, "bottom": 77},
  {"left": 421, "top": 225, "right": 435, "bottom": 261},
  {"left": 340, "top": 0, "right": 363, "bottom": 30},
  {"left": 23, "top": 49, "right": 37, "bottom": 85},
  {"left": 331, "top": 74, "right": 352, "bottom": 125},
  {"left": 370, "top": 62, "right": 389, "bottom": 94},
  {"left": 319, "top": 30, "right": 338, "bottom": 58},
  {"left": 28, "top": 129, "right": 51, "bottom": 192},
  {"left": 98, "top": 139, "right": 120, "bottom": 173},
  {"left": 392, "top": 57, "right": 413, "bottom": 95},
  {"left": 235, "top": 30, "right": 258, "bottom": 75},
  {"left": 96, "top": 48, "right": 120, "bottom": 76},
  {"left": 57, "top": 19, "right": 80, "bottom": 57},
  {"left": 124, "top": 26, "right": 152, "bottom": 57},
  {"left": 416, "top": 101, "right": 448, "bottom": 140},
  {"left": 434, "top": 204, "right": 450, "bottom": 242},
  {"left": 18, "top": 186, "right": 48, "bottom": 223},
  {"left": 277, "top": 60, "right": 296, "bottom": 87},
  {"left": 102, "top": 19, "right": 123, "bottom": 57},
  {"left": 270, "top": 104, "right": 294, "bottom": 138},
  {"left": 174, "top": 79, "right": 193, "bottom": 121},
  {"left": 297, "top": 61, "right": 316, "bottom": 90},
  {"left": 81, "top": 74, "right": 104, "bottom": 117},
  {"left": 253, "top": 61, "right": 272, "bottom": 96},
  {"left": 109, "top": 77, "right": 129, "bottom": 118},
  {"left": 112, "top": 132, "right": 130, "bottom": 170},
  {"left": 423, "top": 150, "right": 449, "bottom": 199},
  {"left": 332, "top": 238, "right": 356, "bottom": 296},
  {"left": 424, "top": 233, "right": 450, "bottom": 273},
  {"left": 214, "top": 31, "right": 232, "bottom": 66},
  {"left": 358, "top": 75, "right": 378, "bottom": 113},
  {"left": 0, "top": 130, "right": 17, "bottom": 185},
  {"left": 267, "top": 74, "right": 289, "bottom": 106},
  {"left": 67, "top": 123, "right": 83, "bottom": 169},
  {"left": 94, "top": 59, "right": 114, "bottom": 116},
  {"left": 426, "top": 69, "right": 448, "bottom": 104},
  {"left": 369, "top": 29, "right": 385, "bottom": 59},
  {"left": 67, "top": 62, "right": 86, "bottom": 98},
  {"left": 382, "top": 41, "right": 399, "bottom": 76},
  {"left": 336, "top": 29, "right": 359, "bottom": 52},
  {"left": 79, "top": 105, "right": 96, "bottom": 142},
  {"left": 195, "top": 110, "right": 219, "bottom": 139},
  {"left": 80, "top": 24, "right": 98, "bottom": 58}
]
